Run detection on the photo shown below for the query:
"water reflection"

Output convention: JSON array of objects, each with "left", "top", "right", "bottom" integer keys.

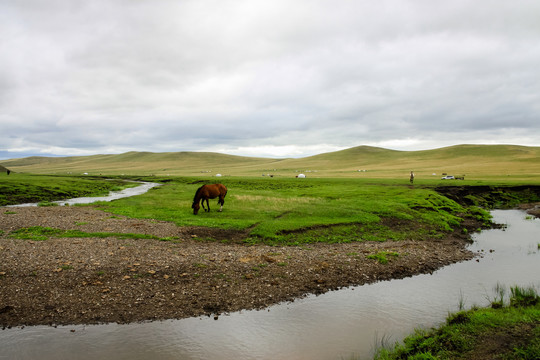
[{"left": 0, "top": 210, "right": 538, "bottom": 360}]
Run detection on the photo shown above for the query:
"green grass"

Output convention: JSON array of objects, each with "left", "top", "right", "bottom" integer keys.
[
  {"left": 3, "top": 174, "right": 537, "bottom": 245},
  {"left": 367, "top": 251, "right": 399, "bottom": 264},
  {"left": 8, "top": 226, "right": 174, "bottom": 242},
  {"left": 94, "top": 177, "right": 488, "bottom": 244},
  {"left": 37, "top": 200, "right": 59, "bottom": 207},
  {"left": 374, "top": 286, "right": 540, "bottom": 360}
]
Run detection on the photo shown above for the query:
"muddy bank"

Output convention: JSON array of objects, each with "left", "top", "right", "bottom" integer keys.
[
  {"left": 1, "top": 206, "right": 477, "bottom": 328},
  {"left": 436, "top": 185, "right": 540, "bottom": 210},
  {"left": 436, "top": 184, "right": 540, "bottom": 220}
]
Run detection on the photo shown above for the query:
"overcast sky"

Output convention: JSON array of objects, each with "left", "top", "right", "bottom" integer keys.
[{"left": 1, "top": 0, "right": 539, "bottom": 160}]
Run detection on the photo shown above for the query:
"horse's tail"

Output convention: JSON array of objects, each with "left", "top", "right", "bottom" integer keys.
[{"left": 219, "top": 184, "right": 227, "bottom": 206}]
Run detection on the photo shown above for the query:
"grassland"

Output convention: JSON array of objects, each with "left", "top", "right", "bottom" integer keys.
[
  {"left": 0, "top": 173, "right": 478, "bottom": 243},
  {"left": 81, "top": 176, "right": 498, "bottom": 244},
  {"left": 2, "top": 144, "right": 539, "bottom": 181},
  {"left": 3, "top": 170, "right": 539, "bottom": 244}
]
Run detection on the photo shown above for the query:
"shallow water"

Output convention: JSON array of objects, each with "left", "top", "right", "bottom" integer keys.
[
  {"left": 6, "top": 182, "right": 161, "bottom": 207},
  {"left": 1, "top": 210, "right": 539, "bottom": 360}
]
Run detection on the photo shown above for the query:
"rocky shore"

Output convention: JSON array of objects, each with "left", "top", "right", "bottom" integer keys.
[{"left": 1, "top": 206, "right": 480, "bottom": 328}]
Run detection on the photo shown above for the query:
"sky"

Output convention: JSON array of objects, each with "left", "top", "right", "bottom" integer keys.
[{"left": 1, "top": 0, "right": 540, "bottom": 160}]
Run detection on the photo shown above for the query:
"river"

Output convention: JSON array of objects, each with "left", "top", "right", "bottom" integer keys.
[{"left": 0, "top": 210, "right": 538, "bottom": 360}]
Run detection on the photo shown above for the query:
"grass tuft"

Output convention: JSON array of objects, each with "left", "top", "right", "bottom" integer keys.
[
  {"left": 510, "top": 285, "right": 539, "bottom": 307},
  {"left": 367, "top": 251, "right": 399, "bottom": 264},
  {"left": 9, "top": 226, "right": 161, "bottom": 241}
]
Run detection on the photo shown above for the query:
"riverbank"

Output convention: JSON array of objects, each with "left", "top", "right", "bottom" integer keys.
[
  {"left": 0, "top": 206, "right": 477, "bottom": 328},
  {"left": 374, "top": 286, "right": 540, "bottom": 360}
]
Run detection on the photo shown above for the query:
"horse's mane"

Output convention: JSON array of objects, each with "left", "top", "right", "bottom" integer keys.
[{"left": 193, "top": 185, "right": 205, "bottom": 203}]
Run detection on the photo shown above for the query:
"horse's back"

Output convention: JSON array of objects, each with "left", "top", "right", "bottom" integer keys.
[
  {"left": 213, "top": 183, "right": 227, "bottom": 197},
  {"left": 202, "top": 183, "right": 227, "bottom": 197},
  {"left": 216, "top": 183, "right": 227, "bottom": 195}
]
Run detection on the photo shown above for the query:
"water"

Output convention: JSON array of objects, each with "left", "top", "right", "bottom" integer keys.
[
  {"left": 6, "top": 182, "right": 161, "bottom": 207},
  {"left": 1, "top": 210, "right": 538, "bottom": 360}
]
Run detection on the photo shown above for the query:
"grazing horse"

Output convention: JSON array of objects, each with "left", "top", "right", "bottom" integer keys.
[{"left": 192, "top": 183, "right": 227, "bottom": 215}]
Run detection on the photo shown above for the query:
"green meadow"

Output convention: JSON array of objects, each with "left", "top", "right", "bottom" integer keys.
[
  {"left": 4, "top": 173, "right": 527, "bottom": 245},
  {"left": 98, "top": 177, "right": 482, "bottom": 244}
]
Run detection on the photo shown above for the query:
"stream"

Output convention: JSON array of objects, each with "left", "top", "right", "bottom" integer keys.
[
  {"left": 0, "top": 210, "right": 538, "bottom": 360},
  {"left": 6, "top": 182, "right": 161, "bottom": 207}
]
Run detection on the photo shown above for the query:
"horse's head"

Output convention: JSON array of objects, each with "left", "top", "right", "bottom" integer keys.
[{"left": 192, "top": 202, "right": 200, "bottom": 215}]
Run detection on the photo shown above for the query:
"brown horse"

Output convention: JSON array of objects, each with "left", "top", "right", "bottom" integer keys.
[{"left": 192, "top": 183, "right": 227, "bottom": 215}]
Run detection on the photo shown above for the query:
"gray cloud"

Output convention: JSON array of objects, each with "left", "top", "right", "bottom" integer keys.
[{"left": 1, "top": 0, "right": 539, "bottom": 159}]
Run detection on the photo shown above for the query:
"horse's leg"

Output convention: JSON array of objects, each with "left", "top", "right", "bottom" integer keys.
[
  {"left": 218, "top": 195, "right": 224, "bottom": 212},
  {"left": 201, "top": 198, "right": 207, "bottom": 212},
  {"left": 205, "top": 198, "right": 210, "bottom": 212}
]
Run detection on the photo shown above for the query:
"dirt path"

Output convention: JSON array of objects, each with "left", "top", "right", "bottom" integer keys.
[{"left": 1, "top": 206, "right": 476, "bottom": 328}]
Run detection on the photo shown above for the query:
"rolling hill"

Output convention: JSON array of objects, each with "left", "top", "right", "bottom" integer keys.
[
  {"left": 1, "top": 144, "right": 539, "bottom": 180},
  {"left": 0, "top": 164, "right": 10, "bottom": 174}
]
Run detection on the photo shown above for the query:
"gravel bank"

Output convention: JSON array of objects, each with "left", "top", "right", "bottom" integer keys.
[{"left": 1, "top": 206, "right": 476, "bottom": 328}]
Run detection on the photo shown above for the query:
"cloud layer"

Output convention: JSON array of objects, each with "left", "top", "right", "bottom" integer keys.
[{"left": 2, "top": 0, "right": 539, "bottom": 159}]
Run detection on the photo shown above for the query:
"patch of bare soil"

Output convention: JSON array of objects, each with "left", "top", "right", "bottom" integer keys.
[{"left": 0, "top": 206, "right": 476, "bottom": 328}]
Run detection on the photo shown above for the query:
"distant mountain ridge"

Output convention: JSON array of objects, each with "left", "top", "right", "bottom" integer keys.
[{"left": 2, "top": 144, "right": 539, "bottom": 179}]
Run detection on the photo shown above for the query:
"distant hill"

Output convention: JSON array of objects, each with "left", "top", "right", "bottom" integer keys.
[
  {"left": 2, "top": 144, "right": 539, "bottom": 180},
  {"left": 0, "top": 164, "right": 11, "bottom": 174}
]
